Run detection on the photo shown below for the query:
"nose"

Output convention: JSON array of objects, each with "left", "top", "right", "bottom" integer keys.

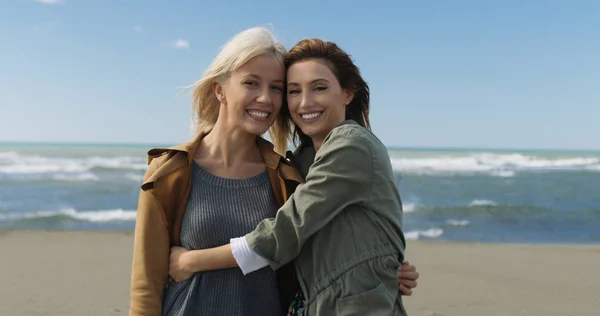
[
  {"left": 299, "top": 91, "right": 313, "bottom": 109},
  {"left": 256, "top": 86, "right": 272, "bottom": 105}
]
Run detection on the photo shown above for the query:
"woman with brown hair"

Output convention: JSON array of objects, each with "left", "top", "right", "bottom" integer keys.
[{"left": 168, "top": 37, "right": 411, "bottom": 315}]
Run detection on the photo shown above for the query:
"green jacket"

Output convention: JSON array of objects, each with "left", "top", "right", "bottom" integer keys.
[{"left": 246, "top": 120, "right": 407, "bottom": 315}]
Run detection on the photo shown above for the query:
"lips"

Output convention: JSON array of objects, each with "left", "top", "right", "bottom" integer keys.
[
  {"left": 247, "top": 110, "right": 270, "bottom": 120},
  {"left": 298, "top": 111, "right": 323, "bottom": 123}
]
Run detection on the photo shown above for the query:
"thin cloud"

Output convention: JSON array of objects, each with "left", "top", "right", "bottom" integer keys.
[
  {"left": 169, "top": 39, "right": 190, "bottom": 49},
  {"left": 36, "top": 0, "right": 64, "bottom": 4},
  {"left": 133, "top": 25, "right": 143, "bottom": 32}
]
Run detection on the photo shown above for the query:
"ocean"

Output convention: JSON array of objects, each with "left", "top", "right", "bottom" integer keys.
[{"left": 1, "top": 142, "right": 599, "bottom": 244}]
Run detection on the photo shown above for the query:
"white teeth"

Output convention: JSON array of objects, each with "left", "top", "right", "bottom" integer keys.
[
  {"left": 301, "top": 112, "right": 321, "bottom": 120},
  {"left": 248, "top": 110, "right": 269, "bottom": 118}
]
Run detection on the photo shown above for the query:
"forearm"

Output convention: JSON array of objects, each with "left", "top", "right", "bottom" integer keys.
[
  {"left": 186, "top": 244, "right": 238, "bottom": 273},
  {"left": 184, "top": 238, "right": 270, "bottom": 275}
]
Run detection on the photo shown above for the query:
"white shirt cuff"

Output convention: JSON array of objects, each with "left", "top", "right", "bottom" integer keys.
[{"left": 230, "top": 236, "right": 269, "bottom": 275}]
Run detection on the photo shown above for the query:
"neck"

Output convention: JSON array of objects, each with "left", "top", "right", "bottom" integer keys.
[
  {"left": 311, "top": 137, "right": 324, "bottom": 152},
  {"left": 199, "top": 117, "right": 261, "bottom": 167},
  {"left": 311, "top": 119, "right": 346, "bottom": 152}
]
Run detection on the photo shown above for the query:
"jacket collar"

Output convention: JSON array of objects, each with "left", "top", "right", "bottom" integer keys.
[
  {"left": 143, "top": 132, "right": 300, "bottom": 189},
  {"left": 146, "top": 131, "right": 204, "bottom": 166},
  {"left": 148, "top": 132, "right": 283, "bottom": 168}
]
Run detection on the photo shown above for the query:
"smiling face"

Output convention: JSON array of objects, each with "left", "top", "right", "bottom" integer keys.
[
  {"left": 215, "top": 54, "right": 285, "bottom": 136},
  {"left": 286, "top": 59, "right": 353, "bottom": 147}
]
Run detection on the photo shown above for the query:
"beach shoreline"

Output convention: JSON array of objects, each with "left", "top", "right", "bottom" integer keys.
[{"left": 1, "top": 230, "right": 598, "bottom": 316}]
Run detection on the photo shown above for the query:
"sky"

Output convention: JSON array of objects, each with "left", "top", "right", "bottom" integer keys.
[{"left": 0, "top": 0, "right": 598, "bottom": 150}]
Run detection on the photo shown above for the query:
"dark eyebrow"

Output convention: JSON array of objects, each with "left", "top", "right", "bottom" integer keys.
[{"left": 287, "top": 78, "right": 330, "bottom": 86}]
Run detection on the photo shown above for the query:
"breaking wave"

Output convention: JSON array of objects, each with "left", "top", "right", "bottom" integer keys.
[
  {"left": 390, "top": 152, "right": 599, "bottom": 176},
  {"left": 0, "top": 208, "right": 137, "bottom": 222},
  {"left": 0, "top": 151, "right": 147, "bottom": 175}
]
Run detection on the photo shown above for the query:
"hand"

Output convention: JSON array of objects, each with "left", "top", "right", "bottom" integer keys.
[
  {"left": 397, "top": 261, "right": 419, "bottom": 296},
  {"left": 169, "top": 246, "right": 195, "bottom": 283}
]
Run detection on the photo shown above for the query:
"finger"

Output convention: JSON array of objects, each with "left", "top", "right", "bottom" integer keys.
[
  {"left": 400, "top": 279, "right": 418, "bottom": 289},
  {"left": 399, "top": 271, "right": 419, "bottom": 280},
  {"left": 399, "top": 284, "right": 413, "bottom": 296},
  {"left": 399, "top": 265, "right": 416, "bottom": 272},
  {"left": 398, "top": 271, "right": 419, "bottom": 279},
  {"left": 402, "top": 261, "right": 410, "bottom": 266}
]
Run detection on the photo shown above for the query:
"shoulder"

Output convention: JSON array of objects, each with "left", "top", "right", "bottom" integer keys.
[
  {"left": 141, "top": 142, "right": 191, "bottom": 187},
  {"left": 146, "top": 140, "right": 193, "bottom": 164},
  {"left": 145, "top": 144, "right": 187, "bottom": 168},
  {"left": 323, "top": 121, "right": 380, "bottom": 151},
  {"left": 320, "top": 121, "right": 391, "bottom": 167}
]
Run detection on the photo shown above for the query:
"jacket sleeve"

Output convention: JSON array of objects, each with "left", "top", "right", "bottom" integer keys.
[
  {"left": 129, "top": 161, "right": 170, "bottom": 316},
  {"left": 245, "top": 127, "right": 373, "bottom": 269}
]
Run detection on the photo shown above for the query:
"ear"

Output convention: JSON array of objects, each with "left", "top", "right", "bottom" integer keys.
[
  {"left": 212, "top": 82, "right": 226, "bottom": 104},
  {"left": 343, "top": 89, "right": 355, "bottom": 106}
]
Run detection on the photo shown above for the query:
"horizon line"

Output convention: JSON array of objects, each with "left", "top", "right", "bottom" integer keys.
[{"left": 0, "top": 140, "right": 598, "bottom": 153}]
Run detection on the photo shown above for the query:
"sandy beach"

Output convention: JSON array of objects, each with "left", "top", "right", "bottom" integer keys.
[{"left": 0, "top": 230, "right": 598, "bottom": 316}]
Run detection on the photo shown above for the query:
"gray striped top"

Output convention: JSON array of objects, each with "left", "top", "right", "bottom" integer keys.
[{"left": 161, "top": 163, "right": 281, "bottom": 316}]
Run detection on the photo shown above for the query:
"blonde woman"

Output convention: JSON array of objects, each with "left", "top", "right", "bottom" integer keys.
[
  {"left": 129, "top": 27, "right": 419, "bottom": 316},
  {"left": 129, "top": 27, "right": 301, "bottom": 316}
]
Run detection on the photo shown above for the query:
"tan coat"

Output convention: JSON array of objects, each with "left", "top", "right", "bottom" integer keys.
[{"left": 128, "top": 133, "right": 304, "bottom": 316}]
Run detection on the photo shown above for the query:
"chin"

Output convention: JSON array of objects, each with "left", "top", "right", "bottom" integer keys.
[
  {"left": 299, "top": 125, "right": 326, "bottom": 138},
  {"left": 241, "top": 121, "right": 272, "bottom": 135},
  {"left": 243, "top": 126, "right": 270, "bottom": 136}
]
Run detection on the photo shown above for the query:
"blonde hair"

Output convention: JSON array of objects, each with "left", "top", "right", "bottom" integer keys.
[{"left": 188, "top": 27, "right": 290, "bottom": 154}]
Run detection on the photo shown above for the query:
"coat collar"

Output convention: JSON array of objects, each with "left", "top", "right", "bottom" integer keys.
[
  {"left": 142, "top": 132, "right": 303, "bottom": 189},
  {"left": 147, "top": 132, "right": 283, "bottom": 169}
]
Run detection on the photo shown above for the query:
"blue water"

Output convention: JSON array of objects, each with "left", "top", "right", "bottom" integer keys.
[{"left": 1, "top": 143, "right": 599, "bottom": 244}]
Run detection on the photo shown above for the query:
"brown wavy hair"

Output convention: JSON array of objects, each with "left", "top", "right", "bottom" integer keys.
[{"left": 283, "top": 38, "right": 371, "bottom": 146}]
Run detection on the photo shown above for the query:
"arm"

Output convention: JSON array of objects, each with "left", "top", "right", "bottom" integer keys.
[
  {"left": 129, "top": 167, "right": 170, "bottom": 316},
  {"left": 167, "top": 128, "right": 372, "bottom": 275},
  {"left": 168, "top": 238, "right": 267, "bottom": 280},
  {"left": 167, "top": 244, "right": 237, "bottom": 282},
  {"left": 169, "top": 244, "right": 419, "bottom": 297},
  {"left": 246, "top": 128, "right": 372, "bottom": 270}
]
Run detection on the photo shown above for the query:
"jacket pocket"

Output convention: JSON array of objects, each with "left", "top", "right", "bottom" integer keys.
[{"left": 335, "top": 282, "right": 394, "bottom": 316}]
